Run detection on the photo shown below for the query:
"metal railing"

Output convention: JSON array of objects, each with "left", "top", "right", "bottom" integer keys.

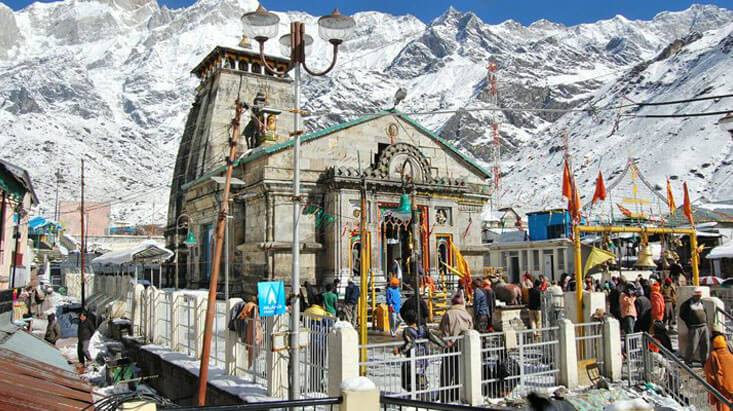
[
  {"left": 575, "top": 322, "right": 604, "bottom": 368},
  {"left": 234, "top": 316, "right": 278, "bottom": 384},
  {"left": 176, "top": 294, "right": 197, "bottom": 357},
  {"left": 640, "top": 333, "right": 733, "bottom": 410},
  {"left": 479, "top": 326, "right": 559, "bottom": 400},
  {"left": 300, "top": 314, "right": 335, "bottom": 397},
  {"left": 623, "top": 332, "right": 644, "bottom": 386},
  {"left": 173, "top": 397, "right": 342, "bottom": 410},
  {"left": 360, "top": 335, "right": 463, "bottom": 403},
  {"left": 717, "top": 307, "right": 733, "bottom": 342},
  {"left": 380, "top": 395, "right": 510, "bottom": 411},
  {"left": 209, "top": 300, "right": 228, "bottom": 369},
  {"left": 155, "top": 291, "right": 172, "bottom": 346}
]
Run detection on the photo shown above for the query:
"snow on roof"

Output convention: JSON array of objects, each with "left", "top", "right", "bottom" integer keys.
[
  {"left": 707, "top": 241, "right": 733, "bottom": 260},
  {"left": 92, "top": 240, "right": 173, "bottom": 266}
]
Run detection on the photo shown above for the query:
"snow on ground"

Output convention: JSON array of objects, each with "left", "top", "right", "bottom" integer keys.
[{"left": 141, "top": 344, "right": 271, "bottom": 402}]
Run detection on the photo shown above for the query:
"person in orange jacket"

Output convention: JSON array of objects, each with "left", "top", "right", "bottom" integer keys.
[
  {"left": 650, "top": 282, "right": 665, "bottom": 325},
  {"left": 705, "top": 331, "right": 733, "bottom": 411}
]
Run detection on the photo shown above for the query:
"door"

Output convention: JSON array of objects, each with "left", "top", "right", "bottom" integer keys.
[
  {"left": 436, "top": 234, "right": 453, "bottom": 286},
  {"left": 511, "top": 256, "right": 520, "bottom": 283},
  {"left": 544, "top": 254, "right": 554, "bottom": 280}
]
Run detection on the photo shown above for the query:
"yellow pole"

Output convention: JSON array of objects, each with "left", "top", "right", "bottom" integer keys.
[
  {"left": 574, "top": 223, "right": 583, "bottom": 324},
  {"left": 690, "top": 230, "right": 700, "bottom": 286},
  {"left": 359, "top": 179, "right": 368, "bottom": 375}
]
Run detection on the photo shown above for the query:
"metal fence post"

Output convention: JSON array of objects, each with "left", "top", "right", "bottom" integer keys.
[{"left": 410, "top": 346, "right": 417, "bottom": 400}]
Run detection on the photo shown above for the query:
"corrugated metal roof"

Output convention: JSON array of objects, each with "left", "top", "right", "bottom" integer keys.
[{"left": 0, "top": 347, "right": 93, "bottom": 410}]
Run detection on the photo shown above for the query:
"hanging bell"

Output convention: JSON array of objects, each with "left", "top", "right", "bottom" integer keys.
[
  {"left": 635, "top": 245, "right": 656, "bottom": 269},
  {"left": 396, "top": 193, "right": 411, "bottom": 214},
  {"left": 183, "top": 229, "right": 198, "bottom": 247}
]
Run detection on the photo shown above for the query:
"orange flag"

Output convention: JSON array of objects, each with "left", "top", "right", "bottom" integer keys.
[
  {"left": 591, "top": 171, "right": 607, "bottom": 204},
  {"left": 562, "top": 160, "right": 572, "bottom": 199},
  {"left": 568, "top": 176, "right": 581, "bottom": 222},
  {"left": 666, "top": 178, "right": 676, "bottom": 215},
  {"left": 683, "top": 181, "right": 694, "bottom": 226},
  {"left": 616, "top": 203, "right": 633, "bottom": 218}
]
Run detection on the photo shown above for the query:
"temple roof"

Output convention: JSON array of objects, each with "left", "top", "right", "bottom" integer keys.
[{"left": 182, "top": 110, "right": 491, "bottom": 191}]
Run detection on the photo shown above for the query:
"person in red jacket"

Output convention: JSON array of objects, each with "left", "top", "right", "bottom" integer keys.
[{"left": 650, "top": 282, "right": 665, "bottom": 325}]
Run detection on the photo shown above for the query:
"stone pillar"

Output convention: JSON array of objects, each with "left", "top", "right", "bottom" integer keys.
[
  {"left": 267, "top": 315, "right": 289, "bottom": 398},
  {"left": 193, "top": 294, "right": 207, "bottom": 359},
  {"left": 328, "top": 325, "right": 359, "bottom": 397},
  {"left": 602, "top": 317, "right": 622, "bottom": 381},
  {"left": 340, "top": 377, "right": 379, "bottom": 411},
  {"left": 170, "top": 291, "right": 184, "bottom": 352},
  {"left": 462, "top": 330, "right": 483, "bottom": 406},
  {"left": 677, "top": 286, "right": 709, "bottom": 358},
  {"left": 225, "top": 298, "right": 243, "bottom": 375},
  {"left": 558, "top": 319, "right": 578, "bottom": 389}
]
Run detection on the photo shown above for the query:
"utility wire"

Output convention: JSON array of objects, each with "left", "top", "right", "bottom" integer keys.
[{"left": 622, "top": 109, "right": 733, "bottom": 118}]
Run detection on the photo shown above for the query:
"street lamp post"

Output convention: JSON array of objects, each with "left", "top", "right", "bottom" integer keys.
[
  {"left": 174, "top": 213, "right": 193, "bottom": 290},
  {"left": 241, "top": 5, "right": 356, "bottom": 400}
]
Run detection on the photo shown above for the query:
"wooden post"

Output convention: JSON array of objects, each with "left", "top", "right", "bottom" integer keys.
[
  {"left": 80, "top": 159, "right": 86, "bottom": 309},
  {"left": 196, "top": 99, "right": 244, "bottom": 405}
]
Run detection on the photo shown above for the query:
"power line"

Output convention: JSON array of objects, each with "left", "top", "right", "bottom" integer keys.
[
  {"left": 622, "top": 109, "right": 733, "bottom": 118},
  {"left": 614, "top": 93, "right": 733, "bottom": 109}
]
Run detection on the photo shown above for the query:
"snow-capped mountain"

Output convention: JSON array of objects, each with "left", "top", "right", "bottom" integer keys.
[{"left": 0, "top": 0, "right": 731, "bottom": 223}]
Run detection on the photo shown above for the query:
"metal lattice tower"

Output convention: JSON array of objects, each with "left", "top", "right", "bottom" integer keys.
[{"left": 487, "top": 61, "right": 500, "bottom": 205}]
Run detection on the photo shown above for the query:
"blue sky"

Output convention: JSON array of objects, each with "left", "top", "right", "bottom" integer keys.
[{"left": 4, "top": 0, "right": 732, "bottom": 25}]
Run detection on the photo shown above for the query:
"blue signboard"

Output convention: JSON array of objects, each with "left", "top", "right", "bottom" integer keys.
[{"left": 257, "top": 281, "right": 286, "bottom": 317}]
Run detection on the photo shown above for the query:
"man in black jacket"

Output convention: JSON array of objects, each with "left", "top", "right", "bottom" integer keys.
[
  {"left": 77, "top": 311, "right": 95, "bottom": 366},
  {"left": 344, "top": 280, "right": 359, "bottom": 325}
]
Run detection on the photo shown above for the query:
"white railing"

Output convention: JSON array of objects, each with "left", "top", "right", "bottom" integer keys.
[
  {"left": 176, "top": 294, "right": 197, "bottom": 357},
  {"left": 234, "top": 316, "right": 275, "bottom": 383},
  {"left": 209, "top": 300, "right": 228, "bottom": 369},
  {"left": 359, "top": 335, "right": 463, "bottom": 403},
  {"left": 575, "top": 322, "right": 604, "bottom": 368},
  {"left": 480, "top": 326, "right": 559, "bottom": 400},
  {"left": 155, "top": 292, "right": 172, "bottom": 347},
  {"left": 301, "top": 314, "right": 335, "bottom": 397}
]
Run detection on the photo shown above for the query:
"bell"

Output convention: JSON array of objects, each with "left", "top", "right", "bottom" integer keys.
[
  {"left": 635, "top": 245, "right": 656, "bottom": 269},
  {"left": 183, "top": 229, "right": 197, "bottom": 247},
  {"left": 396, "top": 193, "right": 411, "bottom": 214}
]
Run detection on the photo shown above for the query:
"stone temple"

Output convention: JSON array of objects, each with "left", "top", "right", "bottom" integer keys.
[{"left": 166, "top": 45, "right": 491, "bottom": 296}]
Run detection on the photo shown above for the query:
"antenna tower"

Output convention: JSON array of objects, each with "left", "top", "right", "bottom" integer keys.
[{"left": 487, "top": 61, "right": 500, "bottom": 206}]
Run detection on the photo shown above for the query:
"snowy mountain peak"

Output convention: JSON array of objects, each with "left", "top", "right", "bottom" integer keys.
[{"left": 0, "top": 2, "right": 731, "bottom": 223}]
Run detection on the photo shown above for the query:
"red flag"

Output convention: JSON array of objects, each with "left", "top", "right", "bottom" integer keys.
[
  {"left": 683, "top": 181, "right": 694, "bottom": 226},
  {"left": 666, "top": 178, "right": 677, "bottom": 215},
  {"left": 562, "top": 160, "right": 572, "bottom": 199},
  {"left": 616, "top": 203, "right": 633, "bottom": 218},
  {"left": 591, "top": 171, "right": 607, "bottom": 204}
]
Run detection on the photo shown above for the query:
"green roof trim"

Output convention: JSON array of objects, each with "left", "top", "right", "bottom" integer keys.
[{"left": 181, "top": 110, "right": 490, "bottom": 190}]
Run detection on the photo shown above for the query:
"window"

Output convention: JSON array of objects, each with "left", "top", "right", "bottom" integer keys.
[
  {"left": 558, "top": 249, "right": 565, "bottom": 270},
  {"left": 533, "top": 250, "right": 540, "bottom": 271},
  {"left": 521, "top": 250, "right": 528, "bottom": 271},
  {"left": 435, "top": 207, "right": 452, "bottom": 226}
]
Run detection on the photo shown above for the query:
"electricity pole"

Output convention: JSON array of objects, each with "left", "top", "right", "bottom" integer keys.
[
  {"left": 80, "top": 159, "right": 86, "bottom": 309},
  {"left": 196, "top": 98, "right": 245, "bottom": 406}
]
